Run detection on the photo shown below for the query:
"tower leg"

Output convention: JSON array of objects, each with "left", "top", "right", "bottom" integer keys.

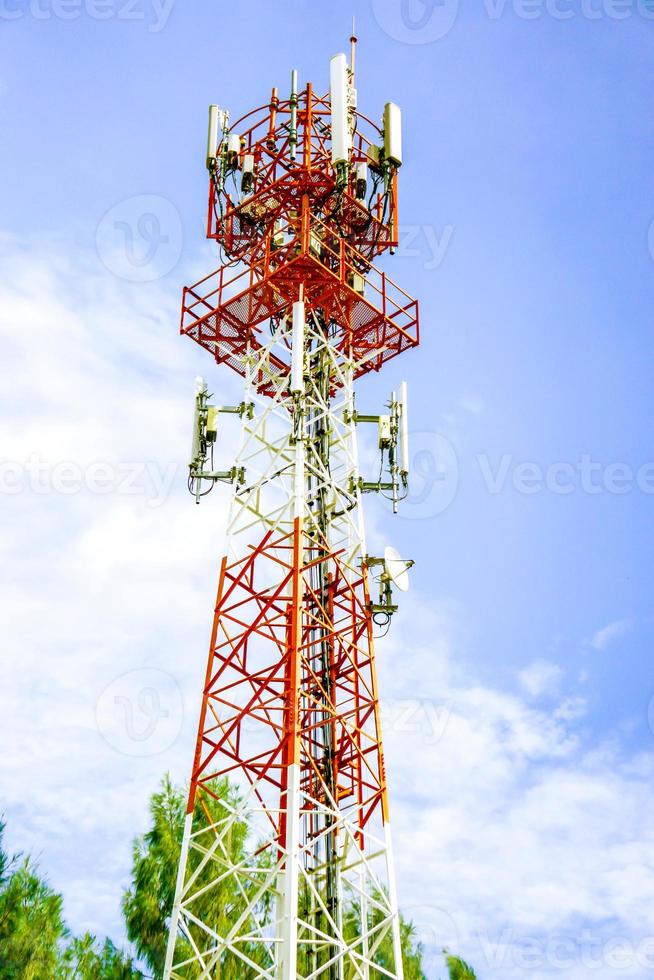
[
  {"left": 164, "top": 812, "right": 192, "bottom": 978},
  {"left": 280, "top": 761, "right": 301, "bottom": 978},
  {"left": 385, "top": 822, "right": 405, "bottom": 980}
]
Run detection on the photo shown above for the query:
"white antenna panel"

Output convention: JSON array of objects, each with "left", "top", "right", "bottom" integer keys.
[
  {"left": 330, "top": 53, "right": 351, "bottom": 166},
  {"left": 190, "top": 379, "right": 206, "bottom": 465},
  {"left": 384, "top": 102, "right": 402, "bottom": 167},
  {"left": 291, "top": 301, "right": 305, "bottom": 393},
  {"left": 227, "top": 133, "right": 241, "bottom": 166},
  {"left": 206, "top": 105, "right": 220, "bottom": 169},
  {"left": 399, "top": 380, "right": 409, "bottom": 475}
]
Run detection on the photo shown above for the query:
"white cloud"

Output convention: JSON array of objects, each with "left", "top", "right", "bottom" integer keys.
[
  {"left": 0, "top": 236, "right": 236, "bottom": 938},
  {"left": 587, "top": 618, "right": 633, "bottom": 651},
  {"left": 518, "top": 660, "right": 564, "bottom": 698},
  {"left": 379, "top": 600, "right": 654, "bottom": 978}
]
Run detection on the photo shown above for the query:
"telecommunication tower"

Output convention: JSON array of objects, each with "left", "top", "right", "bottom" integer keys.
[{"left": 164, "top": 40, "right": 420, "bottom": 979}]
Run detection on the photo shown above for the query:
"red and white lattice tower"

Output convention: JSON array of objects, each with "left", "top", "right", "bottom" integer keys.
[{"left": 165, "top": 42, "right": 420, "bottom": 979}]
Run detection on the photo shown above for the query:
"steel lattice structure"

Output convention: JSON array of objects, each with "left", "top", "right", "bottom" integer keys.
[{"left": 164, "top": 46, "right": 420, "bottom": 980}]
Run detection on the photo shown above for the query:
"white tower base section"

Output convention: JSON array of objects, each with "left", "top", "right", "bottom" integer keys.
[{"left": 164, "top": 315, "right": 404, "bottom": 980}]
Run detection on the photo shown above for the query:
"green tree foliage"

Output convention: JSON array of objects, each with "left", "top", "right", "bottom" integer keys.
[
  {"left": 398, "top": 918, "right": 427, "bottom": 980},
  {"left": 0, "top": 820, "right": 139, "bottom": 980},
  {"left": 58, "top": 933, "right": 142, "bottom": 979},
  {"left": 0, "top": 786, "right": 478, "bottom": 980},
  {"left": 0, "top": 821, "right": 8, "bottom": 886},
  {"left": 444, "top": 952, "right": 478, "bottom": 979},
  {"left": 0, "top": 854, "right": 67, "bottom": 979}
]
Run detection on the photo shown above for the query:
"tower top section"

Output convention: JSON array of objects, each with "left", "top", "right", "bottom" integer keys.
[
  {"left": 205, "top": 52, "right": 403, "bottom": 263},
  {"left": 182, "top": 52, "right": 419, "bottom": 394}
]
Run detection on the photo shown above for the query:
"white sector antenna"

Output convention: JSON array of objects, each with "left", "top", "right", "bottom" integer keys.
[
  {"left": 290, "top": 301, "right": 305, "bottom": 393},
  {"left": 399, "top": 380, "right": 409, "bottom": 475},
  {"left": 384, "top": 546, "right": 411, "bottom": 593},
  {"left": 191, "top": 378, "right": 206, "bottom": 464},
  {"left": 206, "top": 105, "right": 220, "bottom": 169},
  {"left": 384, "top": 102, "right": 402, "bottom": 167},
  {"left": 330, "top": 53, "right": 351, "bottom": 166}
]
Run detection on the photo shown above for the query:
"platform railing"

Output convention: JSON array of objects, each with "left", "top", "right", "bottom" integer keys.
[{"left": 182, "top": 208, "right": 418, "bottom": 349}]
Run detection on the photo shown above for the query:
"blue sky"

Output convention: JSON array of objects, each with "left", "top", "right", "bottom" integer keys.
[{"left": 1, "top": 1, "right": 654, "bottom": 977}]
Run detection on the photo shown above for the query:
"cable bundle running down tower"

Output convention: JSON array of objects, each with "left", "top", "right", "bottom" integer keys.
[{"left": 165, "top": 44, "right": 420, "bottom": 980}]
